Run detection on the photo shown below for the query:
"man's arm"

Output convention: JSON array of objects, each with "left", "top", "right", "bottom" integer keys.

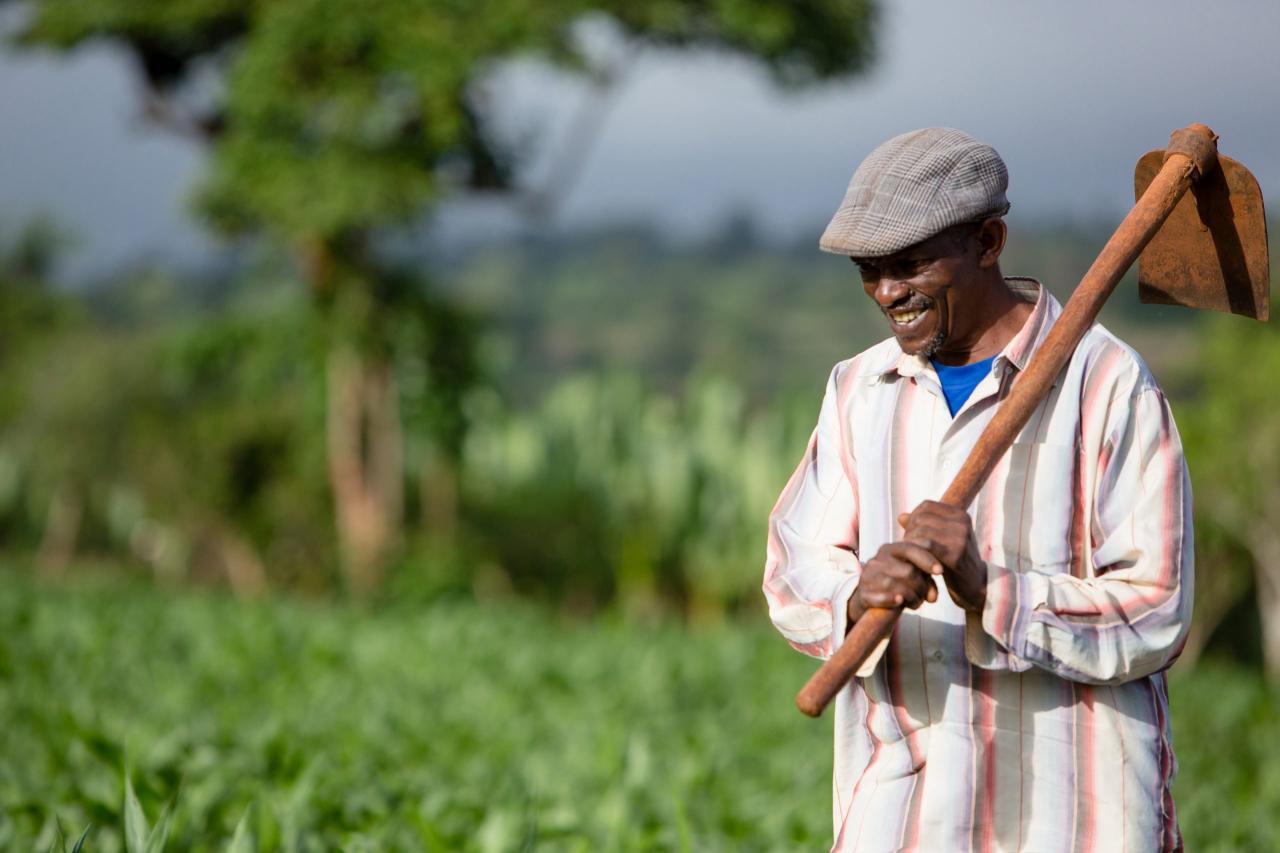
[
  {"left": 909, "top": 385, "right": 1193, "bottom": 685},
  {"left": 765, "top": 363, "right": 940, "bottom": 668},
  {"left": 763, "top": 364, "right": 863, "bottom": 660}
]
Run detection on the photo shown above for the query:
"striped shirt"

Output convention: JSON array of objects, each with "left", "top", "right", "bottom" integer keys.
[{"left": 764, "top": 279, "right": 1192, "bottom": 852}]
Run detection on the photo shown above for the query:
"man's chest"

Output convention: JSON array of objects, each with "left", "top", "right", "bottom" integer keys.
[{"left": 845, "top": 370, "right": 1090, "bottom": 574}]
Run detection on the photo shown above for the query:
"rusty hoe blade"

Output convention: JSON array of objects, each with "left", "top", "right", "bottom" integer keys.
[{"left": 1136, "top": 149, "right": 1270, "bottom": 321}]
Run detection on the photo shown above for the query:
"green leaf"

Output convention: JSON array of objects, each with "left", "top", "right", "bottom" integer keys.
[
  {"left": 145, "top": 801, "right": 173, "bottom": 853},
  {"left": 44, "top": 818, "right": 65, "bottom": 853},
  {"left": 70, "top": 825, "right": 92, "bottom": 853},
  {"left": 123, "top": 775, "right": 149, "bottom": 853},
  {"left": 41, "top": 817, "right": 92, "bottom": 853},
  {"left": 227, "top": 806, "right": 254, "bottom": 853}
]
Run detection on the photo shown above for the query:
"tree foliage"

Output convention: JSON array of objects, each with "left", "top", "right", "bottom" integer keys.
[
  {"left": 5, "top": 0, "right": 877, "bottom": 592},
  {"left": 1178, "top": 312, "right": 1280, "bottom": 674},
  {"left": 11, "top": 0, "right": 877, "bottom": 243}
]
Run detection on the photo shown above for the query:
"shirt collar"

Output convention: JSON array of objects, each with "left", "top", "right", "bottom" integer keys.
[{"left": 875, "top": 277, "right": 1058, "bottom": 380}]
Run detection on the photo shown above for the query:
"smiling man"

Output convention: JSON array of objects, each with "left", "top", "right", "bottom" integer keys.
[{"left": 764, "top": 128, "right": 1192, "bottom": 851}]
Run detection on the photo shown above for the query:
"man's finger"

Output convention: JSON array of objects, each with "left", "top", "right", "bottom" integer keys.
[
  {"left": 907, "top": 500, "right": 970, "bottom": 528},
  {"left": 902, "top": 523, "right": 959, "bottom": 567},
  {"left": 905, "top": 575, "right": 938, "bottom": 609},
  {"left": 902, "top": 521, "right": 942, "bottom": 546},
  {"left": 887, "top": 541, "right": 943, "bottom": 575},
  {"left": 864, "top": 587, "right": 918, "bottom": 610},
  {"left": 863, "top": 561, "right": 938, "bottom": 610},
  {"left": 892, "top": 581, "right": 930, "bottom": 610}
]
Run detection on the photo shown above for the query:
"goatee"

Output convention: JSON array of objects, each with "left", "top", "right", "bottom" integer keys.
[{"left": 917, "top": 327, "right": 948, "bottom": 359}]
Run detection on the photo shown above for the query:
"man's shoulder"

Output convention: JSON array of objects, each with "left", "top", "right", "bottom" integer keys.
[
  {"left": 1074, "top": 322, "right": 1163, "bottom": 397},
  {"left": 827, "top": 337, "right": 902, "bottom": 387}
]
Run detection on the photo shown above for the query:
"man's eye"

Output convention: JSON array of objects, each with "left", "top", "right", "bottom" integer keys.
[
  {"left": 856, "top": 263, "right": 878, "bottom": 276},
  {"left": 893, "top": 259, "right": 929, "bottom": 277}
]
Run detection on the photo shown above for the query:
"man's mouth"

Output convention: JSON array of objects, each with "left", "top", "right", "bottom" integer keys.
[{"left": 886, "top": 299, "right": 935, "bottom": 330}]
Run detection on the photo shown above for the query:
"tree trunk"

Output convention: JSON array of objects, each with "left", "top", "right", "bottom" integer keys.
[
  {"left": 418, "top": 450, "right": 458, "bottom": 540},
  {"left": 327, "top": 346, "right": 403, "bottom": 595},
  {"left": 298, "top": 234, "right": 406, "bottom": 596},
  {"left": 1179, "top": 540, "right": 1252, "bottom": 669},
  {"left": 1251, "top": 523, "right": 1280, "bottom": 680},
  {"left": 36, "top": 483, "right": 81, "bottom": 577},
  {"left": 210, "top": 523, "right": 268, "bottom": 600}
]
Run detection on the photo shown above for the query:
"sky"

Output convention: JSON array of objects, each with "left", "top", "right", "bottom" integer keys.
[{"left": 1, "top": 0, "right": 1278, "bottom": 277}]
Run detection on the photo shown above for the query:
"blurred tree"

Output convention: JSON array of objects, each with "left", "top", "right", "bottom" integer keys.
[
  {"left": 1180, "top": 314, "right": 1280, "bottom": 678},
  {"left": 7, "top": 0, "right": 877, "bottom": 593},
  {"left": 0, "top": 219, "right": 83, "bottom": 569}
]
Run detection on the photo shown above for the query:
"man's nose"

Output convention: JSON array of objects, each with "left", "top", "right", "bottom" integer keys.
[{"left": 872, "top": 274, "right": 910, "bottom": 307}]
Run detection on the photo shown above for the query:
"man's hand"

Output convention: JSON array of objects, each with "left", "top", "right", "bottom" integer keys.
[
  {"left": 847, "top": 541, "right": 940, "bottom": 626},
  {"left": 898, "top": 500, "right": 986, "bottom": 613}
]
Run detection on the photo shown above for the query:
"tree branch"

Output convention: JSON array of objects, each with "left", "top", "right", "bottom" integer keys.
[
  {"left": 137, "top": 87, "right": 222, "bottom": 142},
  {"left": 520, "top": 40, "right": 641, "bottom": 221}
]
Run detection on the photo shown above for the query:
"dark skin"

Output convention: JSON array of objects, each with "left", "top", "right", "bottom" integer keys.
[{"left": 845, "top": 218, "right": 1034, "bottom": 624}]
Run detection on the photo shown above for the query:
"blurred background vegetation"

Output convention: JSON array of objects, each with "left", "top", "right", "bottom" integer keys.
[{"left": 1, "top": 0, "right": 1278, "bottom": 849}]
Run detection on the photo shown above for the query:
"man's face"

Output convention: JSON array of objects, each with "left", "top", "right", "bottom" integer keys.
[{"left": 853, "top": 225, "right": 980, "bottom": 359}]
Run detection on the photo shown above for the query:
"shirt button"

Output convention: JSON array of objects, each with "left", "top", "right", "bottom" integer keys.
[{"left": 931, "top": 650, "right": 944, "bottom": 663}]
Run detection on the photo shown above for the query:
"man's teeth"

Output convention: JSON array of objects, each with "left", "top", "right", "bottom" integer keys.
[{"left": 892, "top": 309, "right": 925, "bottom": 324}]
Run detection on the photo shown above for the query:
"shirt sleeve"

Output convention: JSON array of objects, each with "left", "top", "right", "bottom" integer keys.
[
  {"left": 763, "top": 364, "right": 865, "bottom": 662},
  {"left": 965, "top": 386, "right": 1194, "bottom": 684}
]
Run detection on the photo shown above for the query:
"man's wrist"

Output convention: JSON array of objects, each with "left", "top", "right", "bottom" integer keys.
[
  {"left": 962, "top": 560, "right": 989, "bottom": 614},
  {"left": 846, "top": 593, "right": 866, "bottom": 630},
  {"left": 965, "top": 587, "right": 987, "bottom": 614}
]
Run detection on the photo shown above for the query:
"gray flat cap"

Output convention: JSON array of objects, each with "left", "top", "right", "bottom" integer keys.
[{"left": 819, "top": 127, "right": 1010, "bottom": 258}]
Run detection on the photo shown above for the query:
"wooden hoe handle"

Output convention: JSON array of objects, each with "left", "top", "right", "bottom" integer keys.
[{"left": 795, "top": 124, "right": 1220, "bottom": 718}]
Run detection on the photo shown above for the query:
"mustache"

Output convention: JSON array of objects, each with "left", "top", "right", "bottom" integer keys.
[{"left": 885, "top": 294, "right": 936, "bottom": 314}]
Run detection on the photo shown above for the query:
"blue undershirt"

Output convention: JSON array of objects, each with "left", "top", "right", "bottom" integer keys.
[{"left": 930, "top": 355, "right": 997, "bottom": 416}]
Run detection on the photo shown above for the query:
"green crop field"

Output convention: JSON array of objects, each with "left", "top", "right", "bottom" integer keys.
[{"left": 1, "top": 573, "right": 1276, "bottom": 851}]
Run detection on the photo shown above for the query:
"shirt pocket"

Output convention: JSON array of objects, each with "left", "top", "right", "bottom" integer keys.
[{"left": 998, "top": 440, "right": 1078, "bottom": 571}]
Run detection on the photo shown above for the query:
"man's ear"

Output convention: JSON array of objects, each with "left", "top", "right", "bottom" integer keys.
[{"left": 976, "top": 218, "right": 1007, "bottom": 268}]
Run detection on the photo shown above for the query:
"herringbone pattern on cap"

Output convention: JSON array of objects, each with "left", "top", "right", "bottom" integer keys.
[{"left": 820, "top": 127, "right": 1010, "bottom": 257}]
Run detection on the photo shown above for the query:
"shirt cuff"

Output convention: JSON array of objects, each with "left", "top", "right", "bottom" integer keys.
[
  {"left": 830, "top": 574, "right": 860, "bottom": 651},
  {"left": 965, "top": 562, "right": 1035, "bottom": 672}
]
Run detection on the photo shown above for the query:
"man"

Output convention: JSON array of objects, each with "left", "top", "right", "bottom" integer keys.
[{"left": 763, "top": 128, "right": 1192, "bottom": 851}]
